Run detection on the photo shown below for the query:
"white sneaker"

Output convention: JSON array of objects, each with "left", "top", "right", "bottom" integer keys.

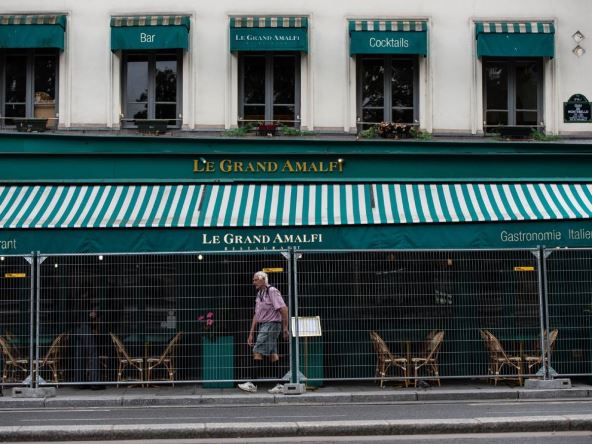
[
  {"left": 238, "top": 382, "right": 257, "bottom": 393},
  {"left": 268, "top": 383, "right": 284, "bottom": 394}
]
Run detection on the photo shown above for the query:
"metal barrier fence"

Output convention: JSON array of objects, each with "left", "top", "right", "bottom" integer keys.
[
  {"left": 295, "top": 249, "right": 544, "bottom": 386},
  {"left": 0, "top": 255, "right": 34, "bottom": 386},
  {"left": 3, "top": 247, "right": 592, "bottom": 389},
  {"left": 35, "top": 251, "right": 290, "bottom": 387},
  {"left": 545, "top": 248, "right": 592, "bottom": 378}
]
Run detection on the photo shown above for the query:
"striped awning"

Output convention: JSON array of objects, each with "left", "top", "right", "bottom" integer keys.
[
  {"left": 0, "top": 15, "right": 67, "bottom": 49},
  {"left": 230, "top": 16, "right": 308, "bottom": 28},
  {"left": 476, "top": 21, "right": 555, "bottom": 57},
  {"left": 349, "top": 20, "right": 426, "bottom": 32},
  {"left": 110, "top": 16, "right": 190, "bottom": 28},
  {"left": 1, "top": 183, "right": 592, "bottom": 229}
]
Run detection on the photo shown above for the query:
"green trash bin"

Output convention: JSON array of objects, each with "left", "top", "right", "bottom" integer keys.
[
  {"left": 202, "top": 336, "right": 234, "bottom": 388},
  {"left": 298, "top": 337, "right": 323, "bottom": 388}
]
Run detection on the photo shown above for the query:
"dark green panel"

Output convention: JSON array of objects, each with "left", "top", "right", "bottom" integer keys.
[
  {"left": 477, "top": 33, "right": 554, "bottom": 57},
  {"left": 2, "top": 220, "right": 592, "bottom": 254},
  {"left": 230, "top": 28, "right": 307, "bottom": 52},
  {"left": 0, "top": 25, "right": 65, "bottom": 49},
  {"left": 350, "top": 31, "right": 426, "bottom": 55},
  {"left": 111, "top": 26, "right": 188, "bottom": 50}
]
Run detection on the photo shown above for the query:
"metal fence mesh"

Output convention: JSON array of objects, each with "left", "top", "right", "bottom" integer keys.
[
  {"left": 295, "top": 249, "right": 542, "bottom": 386},
  {"left": 0, "top": 255, "right": 33, "bottom": 386},
  {"left": 37, "top": 251, "right": 289, "bottom": 386},
  {"left": 546, "top": 248, "right": 592, "bottom": 377}
]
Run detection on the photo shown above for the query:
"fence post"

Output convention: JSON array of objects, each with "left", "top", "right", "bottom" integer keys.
[
  {"left": 541, "top": 247, "right": 556, "bottom": 380},
  {"left": 287, "top": 248, "right": 300, "bottom": 385},
  {"left": 534, "top": 246, "right": 548, "bottom": 380},
  {"left": 24, "top": 253, "right": 36, "bottom": 388}
]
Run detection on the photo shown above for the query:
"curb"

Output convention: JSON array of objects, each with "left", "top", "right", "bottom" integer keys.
[{"left": 1, "top": 415, "right": 592, "bottom": 441}]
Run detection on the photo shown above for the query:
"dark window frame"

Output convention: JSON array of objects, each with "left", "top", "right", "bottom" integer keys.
[
  {"left": 0, "top": 48, "right": 59, "bottom": 126},
  {"left": 483, "top": 57, "right": 544, "bottom": 130},
  {"left": 121, "top": 49, "right": 183, "bottom": 129},
  {"left": 356, "top": 55, "right": 419, "bottom": 126},
  {"left": 238, "top": 51, "right": 301, "bottom": 126}
]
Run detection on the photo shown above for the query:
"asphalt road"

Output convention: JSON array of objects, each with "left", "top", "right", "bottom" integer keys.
[
  {"left": 3, "top": 432, "right": 592, "bottom": 444},
  {"left": 2, "top": 399, "right": 592, "bottom": 426}
]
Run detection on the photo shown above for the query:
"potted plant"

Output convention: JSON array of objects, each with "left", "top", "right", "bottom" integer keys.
[
  {"left": 376, "top": 122, "right": 412, "bottom": 139},
  {"left": 256, "top": 122, "right": 279, "bottom": 136},
  {"left": 198, "top": 311, "right": 234, "bottom": 388},
  {"left": 14, "top": 117, "right": 49, "bottom": 133},
  {"left": 135, "top": 119, "right": 169, "bottom": 135}
]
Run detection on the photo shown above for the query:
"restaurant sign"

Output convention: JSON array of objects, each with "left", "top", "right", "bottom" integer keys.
[
  {"left": 193, "top": 158, "right": 344, "bottom": 174},
  {"left": 230, "top": 27, "right": 308, "bottom": 52},
  {"left": 564, "top": 94, "right": 591, "bottom": 123}
]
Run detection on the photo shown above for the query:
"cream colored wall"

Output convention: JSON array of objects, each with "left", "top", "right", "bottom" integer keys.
[{"left": 3, "top": 0, "right": 591, "bottom": 135}]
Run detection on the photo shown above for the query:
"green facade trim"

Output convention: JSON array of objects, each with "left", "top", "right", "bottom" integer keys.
[
  {"left": 476, "top": 21, "right": 555, "bottom": 58},
  {"left": 0, "top": 15, "right": 67, "bottom": 49},
  {"left": 349, "top": 20, "right": 427, "bottom": 55},
  {"left": 110, "top": 15, "right": 190, "bottom": 51}
]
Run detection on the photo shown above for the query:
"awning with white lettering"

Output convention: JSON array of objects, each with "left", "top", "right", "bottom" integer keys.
[
  {"left": 476, "top": 21, "right": 555, "bottom": 57},
  {"left": 110, "top": 15, "right": 190, "bottom": 51},
  {"left": 349, "top": 20, "right": 427, "bottom": 56},
  {"left": 229, "top": 16, "right": 308, "bottom": 52},
  {"left": 0, "top": 15, "right": 67, "bottom": 49},
  {"left": 1, "top": 183, "right": 591, "bottom": 229}
]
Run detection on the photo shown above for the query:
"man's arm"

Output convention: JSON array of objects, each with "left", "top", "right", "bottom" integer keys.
[
  {"left": 279, "top": 306, "right": 289, "bottom": 340},
  {"left": 247, "top": 314, "right": 257, "bottom": 346}
]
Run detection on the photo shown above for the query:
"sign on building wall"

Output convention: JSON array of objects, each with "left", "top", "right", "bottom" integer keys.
[{"left": 564, "top": 94, "right": 591, "bottom": 123}]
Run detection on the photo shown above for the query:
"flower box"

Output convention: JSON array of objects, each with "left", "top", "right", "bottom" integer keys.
[
  {"left": 135, "top": 119, "right": 169, "bottom": 135},
  {"left": 14, "top": 118, "right": 48, "bottom": 133},
  {"left": 256, "top": 123, "right": 278, "bottom": 137},
  {"left": 498, "top": 126, "right": 535, "bottom": 140}
]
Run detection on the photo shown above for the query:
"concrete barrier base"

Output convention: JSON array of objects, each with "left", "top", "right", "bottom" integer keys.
[
  {"left": 524, "top": 378, "right": 572, "bottom": 389},
  {"left": 12, "top": 387, "right": 56, "bottom": 398}
]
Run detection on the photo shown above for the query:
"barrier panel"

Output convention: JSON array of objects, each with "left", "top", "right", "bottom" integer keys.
[
  {"left": 294, "top": 249, "right": 544, "bottom": 386},
  {"left": 545, "top": 248, "right": 592, "bottom": 377},
  {"left": 0, "top": 255, "right": 34, "bottom": 387},
  {"left": 36, "top": 251, "right": 290, "bottom": 387}
]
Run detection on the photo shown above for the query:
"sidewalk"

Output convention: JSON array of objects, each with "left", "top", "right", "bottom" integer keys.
[
  {"left": 1, "top": 381, "right": 591, "bottom": 408},
  {"left": 1, "top": 382, "right": 591, "bottom": 441}
]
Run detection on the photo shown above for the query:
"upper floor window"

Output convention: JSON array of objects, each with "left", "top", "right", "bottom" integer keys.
[
  {"left": 122, "top": 51, "right": 182, "bottom": 128},
  {"left": 1, "top": 49, "right": 58, "bottom": 127},
  {"left": 239, "top": 52, "right": 300, "bottom": 127},
  {"left": 357, "top": 55, "right": 418, "bottom": 128}
]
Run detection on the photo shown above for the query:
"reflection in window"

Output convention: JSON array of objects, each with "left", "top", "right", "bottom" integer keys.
[
  {"left": 358, "top": 56, "right": 417, "bottom": 128},
  {"left": 123, "top": 52, "right": 180, "bottom": 127},
  {"left": 239, "top": 52, "right": 299, "bottom": 126},
  {"left": 484, "top": 59, "right": 541, "bottom": 132}
]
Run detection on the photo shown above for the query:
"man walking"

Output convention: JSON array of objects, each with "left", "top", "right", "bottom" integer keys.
[{"left": 238, "top": 271, "right": 289, "bottom": 394}]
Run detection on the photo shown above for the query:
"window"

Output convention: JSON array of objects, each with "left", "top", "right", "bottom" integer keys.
[
  {"left": 483, "top": 59, "right": 542, "bottom": 132},
  {"left": 239, "top": 52, "right": 300, "bottom": 127},
  {"left": 1, "top": 49, "right": 58, "bottom": 126},
  {"left": 122, "top": 51, "right": 181, "bottom": 127},
  {"left": 357, "top": 55, "right": 418, "bottom": 127}
]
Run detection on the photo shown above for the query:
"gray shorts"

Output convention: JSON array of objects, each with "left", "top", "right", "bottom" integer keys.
[{"left": 253, "top": 322, "right": 281, "bottom": 356}]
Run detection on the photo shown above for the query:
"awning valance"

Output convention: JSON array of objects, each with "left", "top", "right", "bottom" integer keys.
[
  {"left": 1, "top": 183, "right": 591, "bottom": 229},
  {"left": 349, "top": 20, "right": 427, "bottom": 56},
  {"left": 230, "top": 16, "right": 308, "bottom": 52},
  {"left": 0, "top": 15, "right": 67, "bottom": 49},
  {"left": 110, "top": 15, "right": 190, "bottom": 51},
  {"left": 476, "top": 21, "right": 555, "bottom": 57}
]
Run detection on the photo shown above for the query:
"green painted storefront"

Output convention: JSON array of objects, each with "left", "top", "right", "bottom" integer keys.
[{"left": 0, "top": 133, "right": 591, "bottom": 254}]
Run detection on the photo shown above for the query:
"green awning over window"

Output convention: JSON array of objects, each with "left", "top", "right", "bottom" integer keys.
[
  {"left": 476, "top": 21, "right": 555, "bottom": 57},
  {"left": 110, "top": 15, "right": 190, "bottom": 51},
  {"left": 0, "top": 15, "right": 67, "bottom": 49},
  {"left": 230, "top": 16, "right": 308, "bottom": 52},
  {"left": 2, "top": 183, "right": 591, "bottom": 229},
  {"left": 349, "top": 20, "right": 428, "bottom": 56}
]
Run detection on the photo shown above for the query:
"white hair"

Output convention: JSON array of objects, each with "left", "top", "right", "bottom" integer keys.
[{"left": 254, "top": 271, "right": 269, "bottom": 285}]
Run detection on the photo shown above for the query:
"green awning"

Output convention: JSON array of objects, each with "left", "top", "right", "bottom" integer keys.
[
  {"left": 349, "top": 20, "right": 427, "bottom": 56},
  {"left": 0, "top": 15, "right": 67, "bottom": 49},
  {"left": 230, "top": 16, "right": 308, "bottom": 52},
  {"left": 476, "top": 22, "right": 555, "bottom": 57},
  {"left": 2, "top": 183, "right": 591, "bottom": 229},
  {"left": 110, "top": 15, "right": 190, "bottom": 51}
]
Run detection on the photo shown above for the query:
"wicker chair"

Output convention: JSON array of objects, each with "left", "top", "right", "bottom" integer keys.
[
  {"left": 480, "top": 329, "right": 523, "bottom": 386},
  {"left": 369, "top": 331, "right": 408, "bottom": 387},
  {"left": 146, "top": 332, "right": 183, "bottom": 383},
  {"left": 524, "top": 329, "right": 559, "bottom": 373},
  {"left": 37, "top": 332, "right": 68, "bottom": 384},
  {"left": 0, "top": 335, "right": 29, "bottom": 383},
  {"left": 411, "top": 330, "right": 445, "bottom": 387},
  {"left": 110, "top": 333, "right": 144, "bottom": 386}
]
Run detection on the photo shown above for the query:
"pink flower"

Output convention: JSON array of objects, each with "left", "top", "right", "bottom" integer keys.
[
  {"left": 198, "top": 315, "right": 205, "bottom": 321},
  {"left": 207, "top": 312, "right": 214, "bottom": 319},
  {"left": 206, "top": 319, "right": 214, "bottom": 327}
]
